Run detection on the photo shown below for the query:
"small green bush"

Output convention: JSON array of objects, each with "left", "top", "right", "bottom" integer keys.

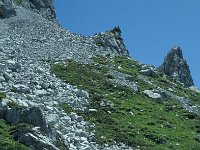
[
  {"left": 13, "top": 0, "right": 22, "bottom": 5},
  {"left": 0, "top": 93, "right": 6, "bottom": 100},
  {"left": 95, "top": 41, "right": 104, "bottom": 46},
  {"left": 7, "top": 101, "right": 23, "bottom": 110}
]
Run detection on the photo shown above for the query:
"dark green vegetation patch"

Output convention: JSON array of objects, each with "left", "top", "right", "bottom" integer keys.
[
  {"left": 7, "top": 101, "right": 24, "bottom": 110},
  {"left": 13, "top": 0, "right": 22, "bottom": 5},
  {"left": 0, "top": 120, "right": 30, "bottom": 150},
  {"left": 52, "top": 56, "right": 200, "bottom": 149},
  {"left": 0, "top": 93, "right": 6, "bottom": 100},
  {"left": 0, "top": 93, "right": 29, "bottom": 149}
]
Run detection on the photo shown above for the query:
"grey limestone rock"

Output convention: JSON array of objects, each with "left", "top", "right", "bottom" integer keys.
[
  {"left": 143, "top": 90, "right": 162, "bottom": 100},
  {"left": 0, "top": 0, "right": 16, "bottom": 19},
  {"left": 158, "top": 46, "right": 194, "bottom": 87},
  {"left": 6, "top": 60, "right": 21, "bottom": 72},
  {"left": 3, "top": 71, "right": 12, "bottom": 81},
  {"left": 100, "top": 99, "right": 114, "bottom": 109},
  {"left": 21, "top": 0, "right": 56, "bottom": 22},
  {"left": 110, "top": 70, "right": 138, "bottom": 92},
  {"left": 4, "top": 107, "right": 49, "bottom": 134},
  {"left": 13, "top": 127, "right": 59, "bottom": 150},
  {"left": 189, "top": 86, "right": 200, "bottom": 93},
  {"left": 12, "top": 84, "right": 30, "bottom": 93},
  {"left": 94, "top": 26, "right": 129, "bottom": 56},
  {"left": 140, "top": 68, "right": 158, "bottom": 78}
]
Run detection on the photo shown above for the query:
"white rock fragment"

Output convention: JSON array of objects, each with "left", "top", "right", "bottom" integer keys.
[
  {"left": 34, "top": 89, "right": 48, "bottom": 97},
  {"left": 6, "top": 60, "right": 21, "bottom": 71},
  {"left": 88, "top": 109, "right": 97, "bottom": 113},
  {"left": 189, "top": 86, "right": 200, "bottom": 93},
  {"left": 143, "top": 90, "right": 162, "bottom": 99}
]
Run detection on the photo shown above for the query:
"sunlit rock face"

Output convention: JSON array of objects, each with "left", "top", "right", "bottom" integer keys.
[{"left": 93, "top": 26, "right": 129, "bottom": 57}]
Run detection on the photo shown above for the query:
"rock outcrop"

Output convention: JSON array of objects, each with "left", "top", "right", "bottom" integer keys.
[
  {"left": 0, "top": 0, "right": 16, "bottom": 18},
  {"left": 94, "top": 26, "right": 129, "bottom": 56},
  {"left": 158, "top": 46, "right": 194, "bottom": 87},
  {"left": 21, "top": 0, "right": 56, "bottom": 21},
  {"left": 5, "top": 107, "right": 49, "bottom": 133},
  {"left": 0, "top": 0, "right": 56, "bottom": 21},
  {"left": 13, "top": 127, "right": 59, "bottom": 150},
  {"left": 0, "top": 101, "right": 59, "bottom": 149},
  {"left": 140, "top": 64, "right": 158, "bottom": 78}
]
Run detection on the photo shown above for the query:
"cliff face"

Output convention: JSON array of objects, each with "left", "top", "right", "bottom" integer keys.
[{"left": 158, "top": 47, "right": 194, "bottom": 87}]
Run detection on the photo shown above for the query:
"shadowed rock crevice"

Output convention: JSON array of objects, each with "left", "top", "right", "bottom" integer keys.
[
  {"left": 0, "top": 0, "right": 16, "bottom": 19},
  {"left": 158, "top": 46, "right": 194, "bottom": 87}
]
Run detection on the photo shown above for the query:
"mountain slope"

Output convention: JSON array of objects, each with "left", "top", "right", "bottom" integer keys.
[
  {"left": 52, "top": 55, "right": 200, "bottom": 149},
  {"left": 0, "top": 0, "right": 199, "bottom": 150}
]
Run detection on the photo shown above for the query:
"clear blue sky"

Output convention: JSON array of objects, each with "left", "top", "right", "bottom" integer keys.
[{"left": 54, "top": 0, "right": 200, "bottom": 88}]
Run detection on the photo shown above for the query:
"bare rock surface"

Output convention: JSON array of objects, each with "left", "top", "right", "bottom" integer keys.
[
  {"left": 158, "top": 46, "right": 194, "bottom": 87},
  {"left": 21, "top": 0, "right": 56, "bottom": 22}
]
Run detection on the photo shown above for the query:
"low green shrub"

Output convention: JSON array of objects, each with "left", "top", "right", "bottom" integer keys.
[
  {"left": 7, "top": 101, "right": 23, "bottom": 110},
  {"left": 0, "top": 93, "right": 6, "bottom": 100},
  {"left": 0, "top": 119, "right": 29, "bottom": 150},
  {"left": 13, "top": 0, "right": 22, "bottom": 5}
]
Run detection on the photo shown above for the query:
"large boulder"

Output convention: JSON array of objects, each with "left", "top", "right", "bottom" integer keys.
[
  {"left": 143, "top": 90, "right": 162, "bottom": 100},
  {"left": 0, "top": 99, "right": 59, "bottom": 149},
  {"left": 140, "top": 68, "right": 158, "bottom": 78},
  {"left": 4, "top": 106, "right": 49, "bottom": 134},
  {"left": 13, "top": 127, "right": 59, "bottom": 150},
  {"left": 158, "top": 46, "right": 194, "bottom": 87},
  {"left": 0, "top": 0, "right": 16, "bottom": 19},
  {"left": 21, "top": 0, "right": 56, "bottom": 21}
]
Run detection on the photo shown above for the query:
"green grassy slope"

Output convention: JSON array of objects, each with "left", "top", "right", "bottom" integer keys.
[{"left": 52, "top": 56, "right": 200, "bottom": 149}]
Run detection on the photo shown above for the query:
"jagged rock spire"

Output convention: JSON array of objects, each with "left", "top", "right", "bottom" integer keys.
[{"left": 158, "top": 46, "right": 194, "bottom": 87}]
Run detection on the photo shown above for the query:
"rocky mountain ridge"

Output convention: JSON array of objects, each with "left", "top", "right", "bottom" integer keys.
[{"left": 0, "top": 0, "right": 199, "bottom": 150}]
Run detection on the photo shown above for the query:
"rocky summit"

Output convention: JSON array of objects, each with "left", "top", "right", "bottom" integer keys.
[
  {"left": 0, "top": 0, "right": 200, "bottom": 150},
  {"left": 158, "top": 46, "right": 194, "bottom": 87}
]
